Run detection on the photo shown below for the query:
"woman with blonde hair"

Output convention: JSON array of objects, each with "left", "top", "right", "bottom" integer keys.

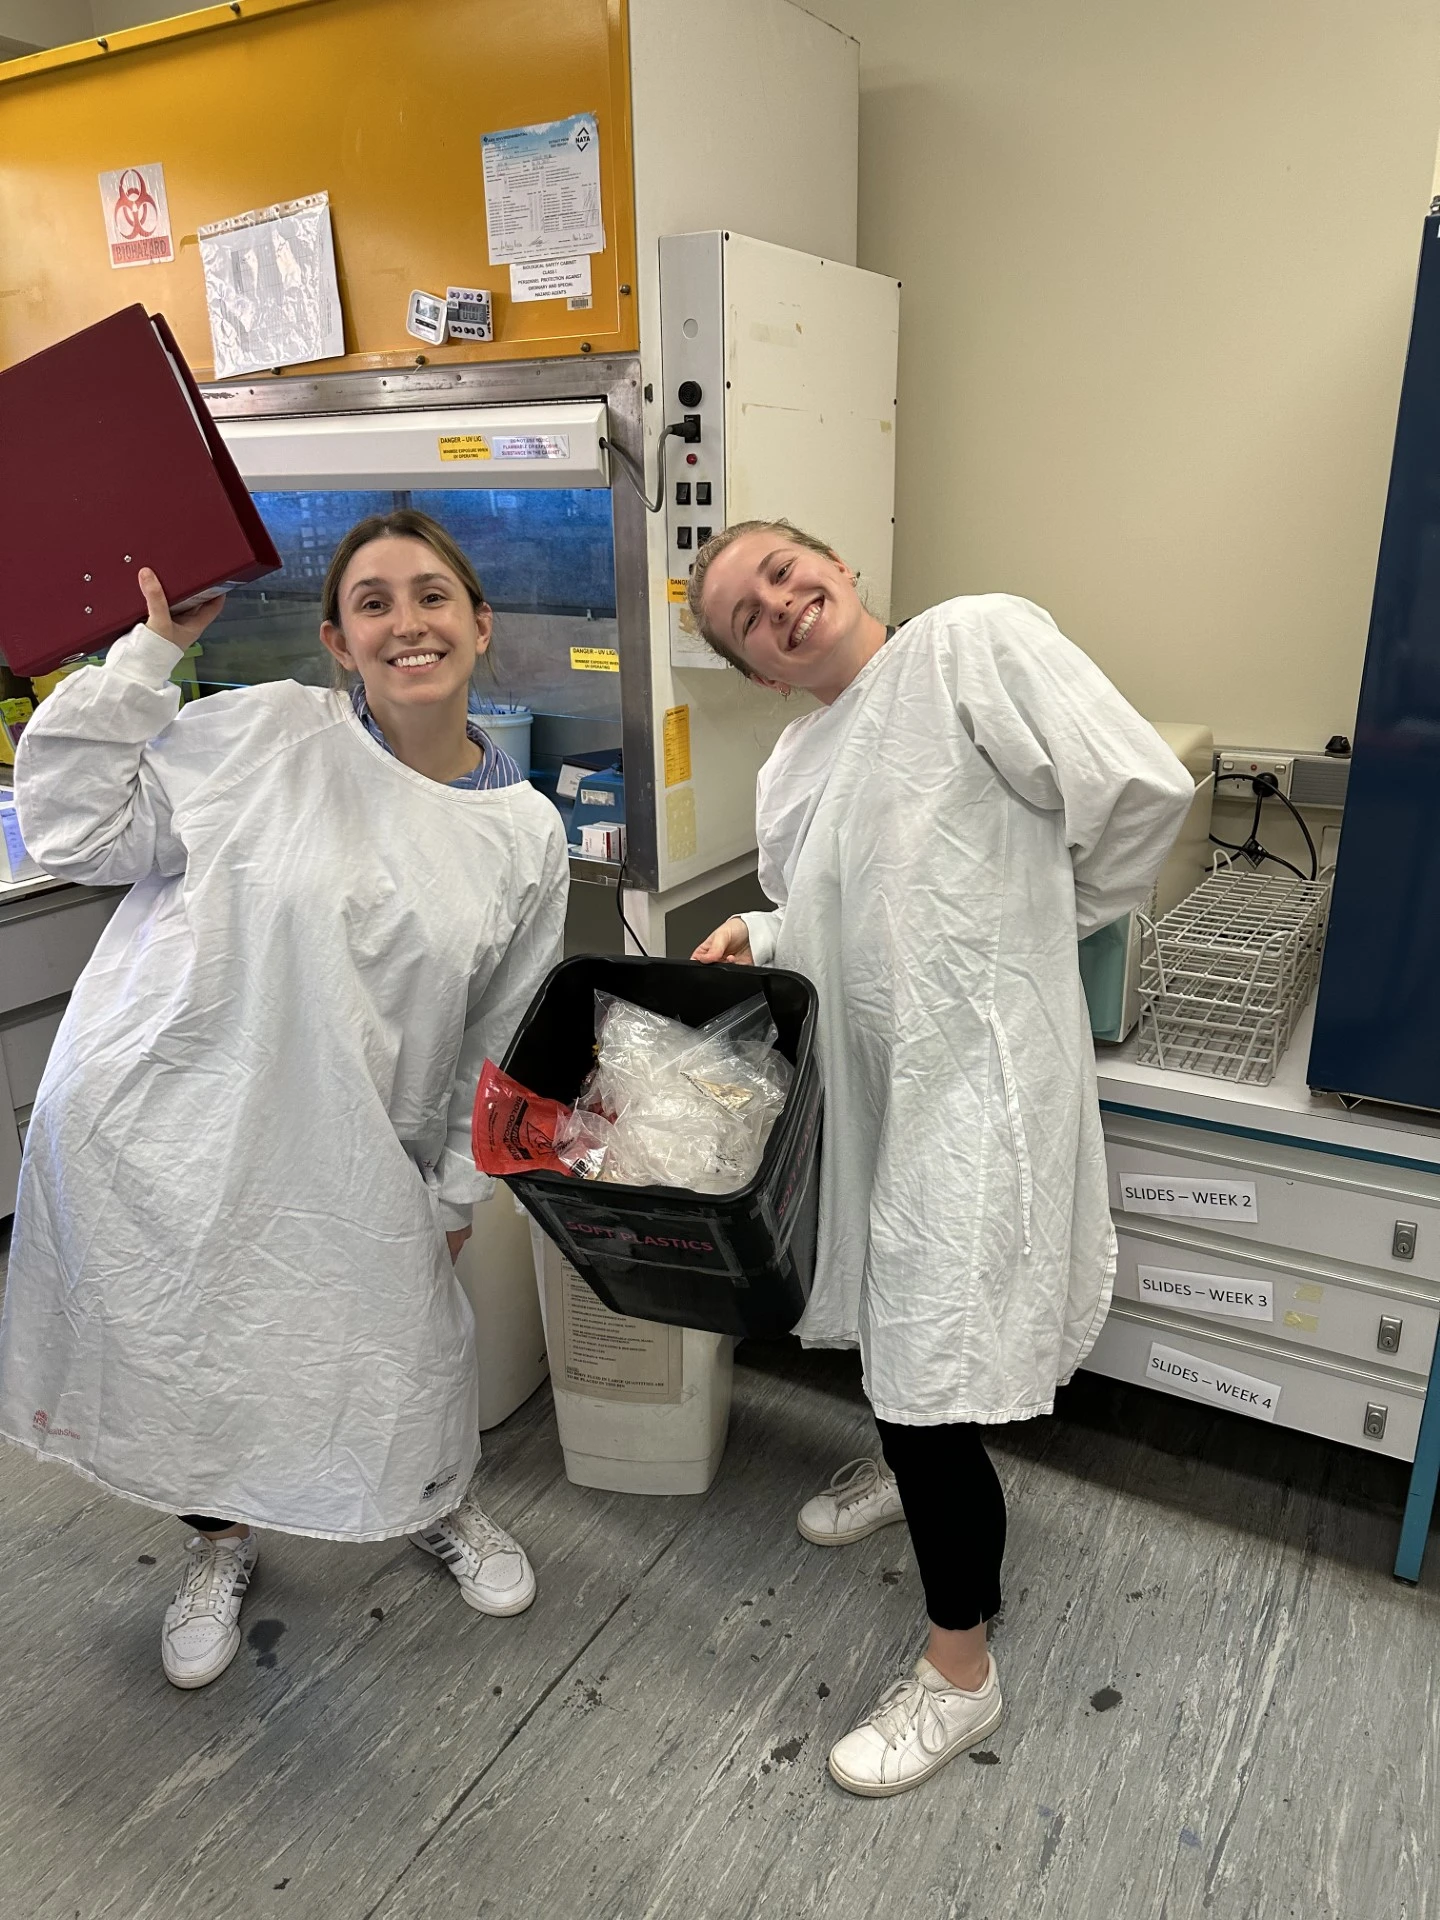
[{"left": 691, "top": 519, "right": 1193, "bottom": 1797}]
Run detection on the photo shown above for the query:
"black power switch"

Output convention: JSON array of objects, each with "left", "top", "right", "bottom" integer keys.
[
  {"left": 695, "top": 481, "right": 712, "bottom": 506},
  {"left": 677, "top": 380, "right": 703, "bottom": 407},
  {"left": 676, "top": 526, "right": 693, "bottom": 550},
  {"left": 675, "top": 482, "right": 691, "bottom": 505},
  {"left": 696, "top": 526, "right": 713, "bottom": 543}
]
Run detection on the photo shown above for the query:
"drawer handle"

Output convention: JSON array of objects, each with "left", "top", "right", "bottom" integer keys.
[
  {"left": 1363, "top": 1404, "right": 1388, "bottom": 1441},
  {"left": 1377, "top": 1315, "right": 1403, "bottom": 1355}
]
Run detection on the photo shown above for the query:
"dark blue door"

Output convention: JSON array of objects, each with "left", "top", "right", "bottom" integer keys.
[{"left": 1309, "top": 215, "right": 1440, "bottom": 1109}]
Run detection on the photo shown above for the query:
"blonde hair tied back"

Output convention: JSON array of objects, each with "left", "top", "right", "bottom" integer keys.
[{"left": 683, "top": 518, "right": 839, "bottom": 677}]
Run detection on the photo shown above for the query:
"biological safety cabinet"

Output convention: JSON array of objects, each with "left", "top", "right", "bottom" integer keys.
[{"left": 0, "top": 0, "right": 900, "bottom": 951}]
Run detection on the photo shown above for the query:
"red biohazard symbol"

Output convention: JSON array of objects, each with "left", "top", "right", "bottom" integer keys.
[{"left": 113, "top": 169, "right": 159, "bottom": 241}]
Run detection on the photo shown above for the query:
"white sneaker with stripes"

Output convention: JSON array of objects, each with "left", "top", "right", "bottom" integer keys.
[
  {"left": 411, "top": 1494, "right": 535, "bottom": 1617},
  {"left": 161, "top": 1531, "right": 259, "bottom": 1689}
]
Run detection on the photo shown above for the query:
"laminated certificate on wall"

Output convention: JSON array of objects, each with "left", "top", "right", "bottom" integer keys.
[
  {"left": 481, "top": 113, "right": 605, "bottom": 266},
  {"left": 198, "top": 191, "right": 345, "bottom": 379}
]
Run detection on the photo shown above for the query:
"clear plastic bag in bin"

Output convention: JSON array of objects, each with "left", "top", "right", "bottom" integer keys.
[{"left": 581, "top": 992, "right": 793, "bottom": 1194}]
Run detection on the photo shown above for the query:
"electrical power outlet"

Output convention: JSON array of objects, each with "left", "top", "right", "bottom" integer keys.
[{"left": 1215, "top": 751, "right": 1294, "bottom": 797}]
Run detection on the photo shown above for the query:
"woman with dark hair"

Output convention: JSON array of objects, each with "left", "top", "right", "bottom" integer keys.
[{"left": 0, "top": 510, "right": 568, "bottom": 1688}]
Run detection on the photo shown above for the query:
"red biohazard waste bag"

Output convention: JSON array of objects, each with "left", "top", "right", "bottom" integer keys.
[{"left": 471, "top": 1060, "right": 610, "bottom": 1179}]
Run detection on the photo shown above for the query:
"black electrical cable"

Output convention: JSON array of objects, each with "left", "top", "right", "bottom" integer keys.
[
  {"left": 600, "top": 425, "right": 682, "bottom": 515},
  {"left": 1208, "top": 788, "right": 1262, "bottom": 854},
  {"left": 1209, "top": 771, "right": 1317, "bottom": 881},
  {"left": 1266, "top": 785, "right": 1320, "bottom": 881},
  {"left": 615, "top": 848, "right": 650, "bottom": 956}
]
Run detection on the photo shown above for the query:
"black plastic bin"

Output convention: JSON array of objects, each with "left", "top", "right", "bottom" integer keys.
[{"left": 499, "top": 955, "right": 822, "bottom": 1338}]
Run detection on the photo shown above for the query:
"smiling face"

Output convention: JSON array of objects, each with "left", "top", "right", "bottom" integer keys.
[
  {"left": 320, "top": 535, "right": 491, "bottom": 714},
  {"left": 696, "top": 528, "right": 875, "bottom": 701}
]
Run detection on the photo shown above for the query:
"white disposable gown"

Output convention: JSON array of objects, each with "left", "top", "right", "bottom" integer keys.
[
  {"left": 739, "top": 595, "right": 1195, "bottom": 1426},
  {"left": 0, "top": 629, "right": 568, "bottom": 1539}
]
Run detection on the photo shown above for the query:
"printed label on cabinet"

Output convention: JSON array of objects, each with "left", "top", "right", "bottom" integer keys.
[
  {"left": 1146, "top": 1341, "right": 1280, "bottom": 1421},
  {"left": 570, "top": 647, "right": 620, "bottom": 673},
  {"left": 509, "top": 256, "right": 592, "bottom": 306},
  {"left": 438, "top": 434, "right": 492, "bottom": 462},
  {"left": 489, "top": 434, "right": 571, "bottom": 460},
  {"left": 663, "top": 705, "right": 692, "bottom": 787},
  {"left": 1136, "top": 1265, "right": 1274, "bottom": 1322},
  {"left": 1119, "top": 1172, "right": 1259, "bottom": 1222}
]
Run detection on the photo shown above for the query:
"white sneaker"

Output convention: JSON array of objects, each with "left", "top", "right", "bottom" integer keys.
[
  {"left": 161, "top": 1532, "right": 259, "bottom": 1690},
  {"left": 411, "top": 1495, "right": 536, "bottom": 1617},
  {"left": 828, "top": 1655, "right": 1004, "bottom": 1797},
  {"left": 797, "top": 1456, "right": 905, "bottom": 1547}
]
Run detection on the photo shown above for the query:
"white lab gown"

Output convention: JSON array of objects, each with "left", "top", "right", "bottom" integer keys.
[
  {"left": 739, "top": 595, "right": 1194, "bottom": 1426},
  {"left": 0, "top": 628, "right": 568, "bottom": 1539}
]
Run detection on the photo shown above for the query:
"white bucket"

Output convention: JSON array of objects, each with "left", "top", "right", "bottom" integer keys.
[
  {"left": 453, "top": 1190, "right": 550, "bottom": 1430},
  {"left": 471, "top": 703, "right": 532, "bottom": 777},
  {"left": 532, "top": 1225, "right": 734, "bottom": 1494}
]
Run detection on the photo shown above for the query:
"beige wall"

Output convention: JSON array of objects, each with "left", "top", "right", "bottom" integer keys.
[
  {"left": 0, "top": 0, "right": 92, "bottom": 49},
  {"left": 816, "top": 0, "right": 1440, "bottom": 748},
  {"left": 0, "top": 1, "right": 174, "bottom": 49},
  {"left": 89, "top": 2, "right": 180, "bottom": 31}
]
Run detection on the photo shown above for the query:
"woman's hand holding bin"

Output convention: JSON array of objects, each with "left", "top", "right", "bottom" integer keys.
[{"left": 691, "top": 915, "right": 754, "bottom": 965}]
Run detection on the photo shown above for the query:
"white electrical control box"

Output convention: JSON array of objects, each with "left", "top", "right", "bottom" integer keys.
[{"left": 658, "top": 232, "right": 900, "bottom": 669}]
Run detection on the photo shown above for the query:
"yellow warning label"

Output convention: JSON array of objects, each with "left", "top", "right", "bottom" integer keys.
[
  {"left": 666, "top": 784, "right": 697, "bottom": 862},
  {"left": 667, "top": 577, "right": 689, "bottom": 604},
  {"left": 570, "top": 646, "right": 620, "bottom": 673},
  {"left": 437, "top": 434, "right": 492, "bottom": 461},
  {"left": 663, "top": 705, "right": 692, "bottom": 788}
]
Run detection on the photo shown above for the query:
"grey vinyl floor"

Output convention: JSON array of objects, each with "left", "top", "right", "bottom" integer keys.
[{"left": 1, "top": 1219, "right": 1436, "bottom": 1920}]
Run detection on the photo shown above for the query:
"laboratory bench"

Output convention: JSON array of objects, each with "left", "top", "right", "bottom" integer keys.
[
  {"left": 0, "top": 875, "right": 125, "bottom": 1218},
  {"left": 1093, "top": 1000, "right": 1440, "bottom": 1583}
]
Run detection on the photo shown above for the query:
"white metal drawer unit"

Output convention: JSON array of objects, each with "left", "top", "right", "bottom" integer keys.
[
  {"left": 1095, "top": 1013, "right": 1440, "bottom": 1583},
  {"left": 1106, "top": 1115, "right": 1440, "bottom": 1282},
  {"left": 1086, "top": 1301, "right": 1426, "bottom": 1462},
  {"left": 1113, "top": 1222, "right": 1439, "bottom": 1376}
]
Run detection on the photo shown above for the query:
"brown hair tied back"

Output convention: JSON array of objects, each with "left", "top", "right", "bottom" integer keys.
[{"left": 684, "top": 518, "right": 838, "bottom": 676}]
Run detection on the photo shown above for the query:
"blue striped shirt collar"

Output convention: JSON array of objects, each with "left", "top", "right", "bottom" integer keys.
[{"left": 349, "top": 684, "right": 524, "bottom": 791}]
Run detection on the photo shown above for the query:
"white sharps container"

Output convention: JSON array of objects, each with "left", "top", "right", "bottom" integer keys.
[
  {"left": 453, "top": 1189, "right": 550, "bottom": 1430},
  {"left": 532, "top": 1224, "right": 734, "bottom": 1494}
]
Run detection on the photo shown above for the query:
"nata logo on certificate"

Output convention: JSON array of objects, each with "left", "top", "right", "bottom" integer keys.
[{"left": 98, "top": 163, "right": 175, "bottom": 269}]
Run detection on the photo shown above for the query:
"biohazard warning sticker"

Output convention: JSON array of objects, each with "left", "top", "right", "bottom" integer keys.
[{"left": 99, "top": 164, "right": 174, "bottom": 268}]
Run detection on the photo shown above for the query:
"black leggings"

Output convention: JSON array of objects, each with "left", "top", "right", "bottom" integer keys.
[
  {"left": 178, "top": 1514, "right": 233, "bottom": 1532},
  {"left": 874, "top": 1418, "right": 1006, "bottom": 1631}
]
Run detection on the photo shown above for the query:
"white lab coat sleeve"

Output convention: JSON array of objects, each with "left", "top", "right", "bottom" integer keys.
[
  {"left": 13, "top": 626, "right": 191, "bottom": 886},
  {"left": 739, "top": 908, "right": 784, "bottom": 967},
  {"left": 737, "top": 760, "right": 788, "bottom": 965},
  {"left": 433, "top": 821, "right": 570, "bottom": 1231},
  {"left": 945, "top": 598, "right": 1197, "bottom": 938}
]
